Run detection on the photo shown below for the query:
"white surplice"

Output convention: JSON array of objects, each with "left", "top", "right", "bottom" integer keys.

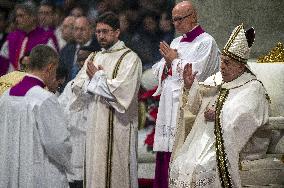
[
  {"left": 152, "top": 32, "right": 220, "bottom": 152},
  {"left": 59, "top": 40, "right": 142, "bottom": 188},
  {"left": 0, "top": 85, "right": 71, "bottom": 188},
  {"left": 169, "top": 72, "right": 269, "bottom": 188}
]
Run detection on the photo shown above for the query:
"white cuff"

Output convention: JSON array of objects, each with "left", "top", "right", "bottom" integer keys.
[{"left": 87, "top": 70, "right": 116, "bottom": 101}]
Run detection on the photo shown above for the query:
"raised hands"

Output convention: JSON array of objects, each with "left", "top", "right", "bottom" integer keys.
[
  {"left": 159, "top": 41, "right": 178, "bottom": 65},
  {"left": 183, "top": 63, "right": 197, "bottom": 89},
  {"left": 86, "top": 60, "right": 103, "bottom": 79}
]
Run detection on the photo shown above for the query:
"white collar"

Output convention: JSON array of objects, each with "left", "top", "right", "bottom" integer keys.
[
  {"left": 76, "top": 40, "right": 92, "bottom": 49},
  {"left": 222, "top": 72, "right": 256, "bottom": 89},
  {"left": 101, "top": 40, "right": 126, "bottom": 53}
]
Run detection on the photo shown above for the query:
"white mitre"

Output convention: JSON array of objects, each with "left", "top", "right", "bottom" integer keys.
[{"left": 222, "top": 24, "right": 252, "bottom": 63}]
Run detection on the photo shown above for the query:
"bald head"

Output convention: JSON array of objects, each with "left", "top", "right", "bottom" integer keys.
[
  {"left": 61, "top": 16, "right": 76, "bottom": 42},
  {"left": 174, "top": 1, "right": 194, "bottom": 11},
  {"left": 63, "top": 16, "right": 76, "bottom": 24},
  {"left": 172, "top": 1, "right": 197, "bottom": 34},
  {"left": 74, "top": 16, "right": 93, "bottom": 45}
]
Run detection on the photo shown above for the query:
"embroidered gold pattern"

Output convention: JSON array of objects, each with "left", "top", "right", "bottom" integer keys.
[
  {"left": 105, "top": 49, "right": 131, "bottom": 188},
  {"left": 224, "top": 24, "right": 242, "bottom": 52},
  {"left": 222, "top": 50, "right": 247, "bottom": 64},
  {"left": 257, "top": 42, "right": 284, "bottom": 63},
  {"left": 101, "top": 47, "right": 127, "bottom": 54},
  {"left": 222, "top": 24, "right": 247, "bottom": 64},
  {"left": 0, "top": 71, "right": 26, "bottom": 95},
  {"left": 214, "top": 88, "right": 232, "bottom": 188}
]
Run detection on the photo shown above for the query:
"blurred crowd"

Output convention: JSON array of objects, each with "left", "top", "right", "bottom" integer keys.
[{"left": 0, "top": 0, "right": 175, "bottom": 79}]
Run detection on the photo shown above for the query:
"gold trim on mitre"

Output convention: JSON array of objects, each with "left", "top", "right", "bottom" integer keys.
[
  {"left": 257, "top": 42, "right": 284, "bottom": 63},
  {"left": 222, "top": 24, "right": 250, "bottom": 64}
]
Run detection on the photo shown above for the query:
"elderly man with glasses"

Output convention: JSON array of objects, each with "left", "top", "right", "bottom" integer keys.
[{"left": 152, "top": 1, "right": 220, "bottom": 187}]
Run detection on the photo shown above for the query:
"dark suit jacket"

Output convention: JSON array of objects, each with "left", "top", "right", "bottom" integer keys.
[{"left": 59, "top": 37, "right": 100, "bottom": 91}]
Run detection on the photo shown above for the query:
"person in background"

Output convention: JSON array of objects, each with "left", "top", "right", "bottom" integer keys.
[
  {"left": 0, "top": 10, "right": 8, "bottom": 49},
  {"left": 60, "top": 16, "right": 100, "bottom": 86},
  {"left": 131, "top": 11, "right": 161, "bottom": 70},
  {"left": 0, "top": 2, "right": 58, "bottom": 76},
  {"left": 70, "top": 5, "right": 85, "bottom": 17},
  {"left": 76, "top": 45, "right": 98, "bottom": 69},
  {"left": 37, "top": 0, "right": 59, "bottom": 51},
  {"left": 152, "top": 1, "right": 220, "bottom": 187},
  {"left": 0, "top": 45, "right": 72, "bottom": 187},
  {"left": 159, "top": 11, "right": 174, "bottom": 44},
  {"left": 0, "top": 51, "right": 30, "bottom": 95},
  {"left": 38, "top": 0, "right": 56, "bottom": 31},
  {"left": 57, "top": 16, "right": 76, "bottom": 50},
  {"left": 49, "top": 62, "right": 68, "bottom": 95}
]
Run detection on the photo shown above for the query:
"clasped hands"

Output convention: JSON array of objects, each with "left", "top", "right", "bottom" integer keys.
[
  {"left": 159, "top": 41, "right": 178, "bottom": 66},
  {"left": 204, "top": 107, "right": 215, "bottom": 122},
  {"left": 86, "top": 60, "right": 103, "bottom": 79}
]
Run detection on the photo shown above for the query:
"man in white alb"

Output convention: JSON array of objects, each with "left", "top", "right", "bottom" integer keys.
[
  {"left": 0, "top": 45, "right": 71, "bottom": 188},
  {"left": 152, "top": 1, "right": 220, "bottom": 187},
  {"left": 59, "top": 12, "right": 142, "bottom": 188}
]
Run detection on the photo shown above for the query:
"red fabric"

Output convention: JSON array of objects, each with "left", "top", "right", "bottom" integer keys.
[
  {"left": 139, "top": 86, "right": 160, "bottom": 101},
  {"left": 144, "top": 128, "right": 155, "bottom": 146},
  {"left": 153, "top": 152, "right": 171, "bottom": 188},
  {"left": 138, "top": 85, "right": 160, "bottom": 148},
  {"left": 138, "top": 178, "right": 154, "bottom": 188},
  {"left": 149, "top": 107, "right": 158, "bottom": 121},
  {"left": 161, "top": 64, "right": 172, "bottom": 82}
]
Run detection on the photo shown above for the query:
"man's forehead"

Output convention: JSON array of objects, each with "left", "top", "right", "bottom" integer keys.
[
  {"left": 75, "top": 18, "right": 89, "bottom": 26},
  {"left": 173, "top": 3, "right": 192, "bottom": 14},
  {"left": 63, "top": 17, "right": 75, "bottom": 24}
]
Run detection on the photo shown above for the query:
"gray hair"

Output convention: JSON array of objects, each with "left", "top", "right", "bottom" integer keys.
[{"left": 29, "top": 45, "right": 59, "bottom": 70}]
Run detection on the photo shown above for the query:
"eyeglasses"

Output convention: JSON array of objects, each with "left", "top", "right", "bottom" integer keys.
[
  {"left": 172, "top": 13, "right": 192, "bottom": 23},
  {"left": 95, "top": 29, "right": 114, "bottom": 35}
]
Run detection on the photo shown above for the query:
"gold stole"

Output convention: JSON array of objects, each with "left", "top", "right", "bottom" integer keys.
[
  {"left": 105, "top": 49, "right": 131, "bottom": 188},
  {"left": 214, "top": 88, "right": 233, "bottom": 188}
]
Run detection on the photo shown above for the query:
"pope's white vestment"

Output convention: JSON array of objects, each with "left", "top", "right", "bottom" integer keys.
[
  {"left": 169, "top": 72, "right": 269, "bottom": 187},
  {"left": 59, "top": 40, "right": 142, "bottom": 188},
  {"left": 152, "top": 26, "right": 220, "bottom": 152},
  {"left": 0, "top": 76, "right": 71, "bottom": 188}
]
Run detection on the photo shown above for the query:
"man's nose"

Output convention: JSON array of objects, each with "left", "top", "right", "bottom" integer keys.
[{"left": 96, "top": 33, "right": 104, "bottom": 39}]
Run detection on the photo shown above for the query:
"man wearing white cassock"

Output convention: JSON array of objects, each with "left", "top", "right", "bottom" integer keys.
[
  {"left": 170, "top": 25, "right": 270, "bottom": 188},
  {"left": 59, "top": 12, "right": 142, "bottom": 188},
  {"left": 0, "top": 45, "right": 71, "bottom": 188},
  {"left": 152, "top": 1, "right": 220, "bottom": 187}
]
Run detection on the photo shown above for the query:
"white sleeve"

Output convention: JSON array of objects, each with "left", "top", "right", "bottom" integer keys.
[
  {"left": 47, "top": 38, "right": 57, "bottom": 52},
  {"left": 34, "top": 96, "right": 72, "bottom": 173},
  {"left": 172, "top": 38, "right": 220, "bottom": 82},
  {"left": 186, "top": 79, "right": 202, "bottom": 115},
  {"left": 151, "top": 59, "right": 166, "bottom": 96},
  {"left": 0, "top": 41, "right": 9, "bottom": 58},
  {"left": 87, "top": 70, "right": 116, "bottom": 101},
  {"left": 88, "top": 53, "right": 142, "bottom": 113}
]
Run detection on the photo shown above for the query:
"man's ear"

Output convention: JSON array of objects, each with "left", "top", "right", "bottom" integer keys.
[{"left": 115, "top": 29, "right": 120, "bottom": 38}]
